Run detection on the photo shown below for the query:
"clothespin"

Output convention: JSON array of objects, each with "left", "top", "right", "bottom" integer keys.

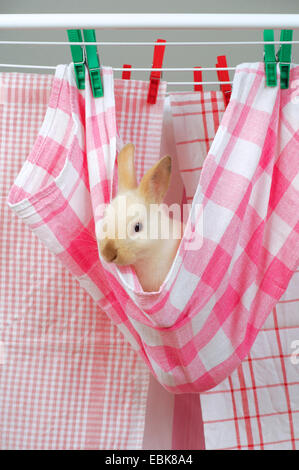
[
  {"left": 215, "top": 55, "right": 232, "bottom": 107},
  {"left": 193, "top": 67, "right": 203, "bottom": 92},
  {"left": 82, "top": 29, "right": 103, "bottom": 98},
  {"left": 122, "top": 64, "right": 132, "bottom": 80},
  {"left": 147, "top": 39, "right": 166, "bottom": 104},
  {"left": 263, "top": 30, "right": 277, "bottom": 87},
  {"left": 67, "top": 29, "right": 85, "bottom": 90},
  {"left": 277, "top": 29, "right": 293, "bottom": 89}
]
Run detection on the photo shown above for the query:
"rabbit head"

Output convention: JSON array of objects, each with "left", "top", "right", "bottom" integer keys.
[{"left": 98, "top": 143, "right": 172, "bottom": 266}]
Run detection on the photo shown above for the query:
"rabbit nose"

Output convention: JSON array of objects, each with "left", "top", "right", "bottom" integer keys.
[{"left": 101, "top": 239, "right": 118, "bottom": 262}]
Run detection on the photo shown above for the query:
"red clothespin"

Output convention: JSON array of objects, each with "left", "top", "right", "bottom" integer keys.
[
  {"left": 122, "top": 64, "right": 132, "bottom": 80},
  {"left": 147, "top": 39, "right": 166, "bottom": 104},
  {"left": 215, "top": 55, "right": 232, "bottom": 107},
  {"left": 193, "top": 67, "right": 203, "bottom": 92}
]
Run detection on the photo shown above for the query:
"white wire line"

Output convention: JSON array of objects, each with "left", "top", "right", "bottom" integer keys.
[
  {"left": 0, "top": 63, "right": 234, "bottom": 83},
  {"left": 110, "top": 67, "right": 236, "bottom": 71},
  {"left": 0, "top": 64, "right": 233, "bottom": 84},
  {"left": 0, "top": 40, "right": 298, "bottom": 46},
  {"left": 0, "top": 64, "right": 236, "bottom": 72},
  {"left": 105, "top": 67, "right": 237, "bottom": 72},
  {"left": 168, "top": 81, "right": 232, "bottom": 85},
  {"left": 0, "top": 63, "right": 57, "bottom": 70}
]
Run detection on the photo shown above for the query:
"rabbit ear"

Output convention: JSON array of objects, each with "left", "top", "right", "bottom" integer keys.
[
  {"left": 117, "top": 143, "right": 137, "bottom": 192},
  {"left": 138, "top": 155, "right": 171, "bottom": 204}
]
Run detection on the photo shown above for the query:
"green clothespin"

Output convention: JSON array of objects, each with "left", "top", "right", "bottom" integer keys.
[
  {"left": 263, "top": 30, "right": 277, "bottom": 87},
  {"left": 83, "top": 29, "right": 103, "bottom": 98},
  {"left": 277, "top": 29, "right": 293, "bottom": 89},
  {"left": 67, "top": 29, "right": 85, "bottom": 90}
]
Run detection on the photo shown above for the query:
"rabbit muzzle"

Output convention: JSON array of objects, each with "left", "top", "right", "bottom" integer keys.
[{"left": 100, "top": 239, "right": 118, "bottom": 263}]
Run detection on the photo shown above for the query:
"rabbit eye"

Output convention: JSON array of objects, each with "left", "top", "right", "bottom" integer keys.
[{"left": 134, "top": 222, "right": 142, "bottom": 233}]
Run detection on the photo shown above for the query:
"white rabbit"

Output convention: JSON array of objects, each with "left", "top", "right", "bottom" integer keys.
[{"left": 98, "top": 143, "right": 184, "bottom": 292}]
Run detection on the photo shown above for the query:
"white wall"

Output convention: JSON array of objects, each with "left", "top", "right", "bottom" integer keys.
[{"left": 0, "top": 0, "right": 298, "bottom": 90}]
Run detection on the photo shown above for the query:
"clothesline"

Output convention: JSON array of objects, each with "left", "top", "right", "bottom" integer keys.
[
  {"left": 0, "top": 63, "right": 233, "bottom": 85},
  {"left": 0, "top": 63, "right": 235, "bottom": 72},
  {"left": 0, "top": 40, "right": 298, "bottom": 45},
  {"left": 0, "top": 63, "right": 234, "bottom": 84},
  {"left": 0, "top": 38, "right": 296, "bottom": 86},
  {"left": 0, "top": 13, "right": 296, "bottom": 89}
]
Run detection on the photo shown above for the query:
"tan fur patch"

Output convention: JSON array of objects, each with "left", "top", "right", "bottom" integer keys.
[
  {"left": 138, "top": 155, "right": 171, "bottom": 204},
  {"left": 117, "top": 143, "right": 137, "bottom": 192}
]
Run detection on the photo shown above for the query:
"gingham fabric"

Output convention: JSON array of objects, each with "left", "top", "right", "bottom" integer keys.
[
  {"left": 7, "top": 62, "right": 299, "bottom": 394},
  {"left": 170, "top": 89, "right": 226, "bottom": 204},
  {"left": 170, "top": 86, "right": 299, "bottom": 449},
  {"left": 0, "top": 70, "right": 149, "bottom": 449},
  {"left": 201, "top": 290, "right": 299, "bottom": 450}
]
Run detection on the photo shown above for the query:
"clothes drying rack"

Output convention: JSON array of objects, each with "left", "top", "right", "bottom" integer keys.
[{"left": 0, "top": 13, "right": 299, "bottom": 87}]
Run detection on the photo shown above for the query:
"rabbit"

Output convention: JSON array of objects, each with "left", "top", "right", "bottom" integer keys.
[{"left": 98, "top": 143, "right": 184, "bottom": 292}]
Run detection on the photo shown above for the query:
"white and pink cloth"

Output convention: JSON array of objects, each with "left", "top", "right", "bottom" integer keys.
[
  {"left": 169, "top": 89, "right": 299, "bottom": 449},
  {"left": 7, "top": 62, "right": 299, "bottom": 395},
  {"left": 0, "top": 71, "right": 149, "bottom": 450},
  {"left": 2, "top": 61, "right": 299, "bottom": 448}
]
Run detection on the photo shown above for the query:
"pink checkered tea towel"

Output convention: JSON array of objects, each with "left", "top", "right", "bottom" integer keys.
[
  {"left": 1, "top": 70, "right": 150, "bottom": 450},
  {"left": 7, "top": 62, "right": 299, "bottom": 394},
  {"left": 169, "top": 87, "right": 299, "bottom": 449}
]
